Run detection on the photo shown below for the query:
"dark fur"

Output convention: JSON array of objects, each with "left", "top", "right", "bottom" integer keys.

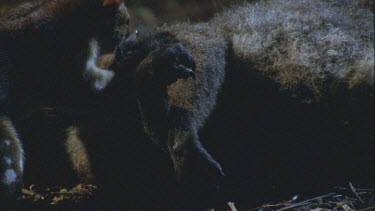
[
  {"left": 206, "top": 0, "right": 374, "bottom": 201},
  {"left": 114, "top": 0, "right": 374, "bottom": 205},
  {"left": 113, "top": 24, "right": 227, "bottom": 206},
  {"left": 11, "top": 0, "right": 370, "bottom": 208},
  {"left": 0, "top": 0, "right": 129, "bottom": 205}
]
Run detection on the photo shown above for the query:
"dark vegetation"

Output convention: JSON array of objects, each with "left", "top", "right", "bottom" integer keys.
[{"left": 0, "top": 0, "right": 374, "bottom": 210}]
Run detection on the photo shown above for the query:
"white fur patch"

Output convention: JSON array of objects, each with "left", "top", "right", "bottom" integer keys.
[
  {"left": 4, "top": 139, "right": 11, "bottom": 146},
  {"left": 2, "top": 169, "right": 17, "bottom": 184},
  {"left": 4, "top": 157, "right": 12, "bottom": 165},
  {"left": 85, "top": 38, "right": 115, "bottom": 91},
  {"left": 19, "top": 148, "right": 25, "bottom": 172}
]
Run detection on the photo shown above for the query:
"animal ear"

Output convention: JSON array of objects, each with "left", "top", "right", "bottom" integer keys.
[
  {"left": 125, "top": 30, "right": 138, "bottom": 43},
  {"left": 102, "top": 0, "right": 123, "bottom": 7}
]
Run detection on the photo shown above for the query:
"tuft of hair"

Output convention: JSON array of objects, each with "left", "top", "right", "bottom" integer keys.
[
  {"left": 0, "top": 0, "right": 80, "bottom": 31},
  {"left": 65, "top": 126, "right": 94, "bottom": 183},
  {"left": 211, "top": 0, "right": 374, "bottom": 98}
]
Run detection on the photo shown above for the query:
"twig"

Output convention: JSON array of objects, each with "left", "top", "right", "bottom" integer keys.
[
  {"left": 228, "top": 202, "right": 238, "bottom": 211},
  {"left": 334, "top": 187, "right": 375, "bottom": 192},
  {"left": 341, "top": 204, "right": 354, "bottom": 211},
  {"left": 249, "top": 201, "right": 293, "bottom": 211},
  {"left": 359, "top": 207, "right": 375, "bottom": 211},
  {"left": 349, "top": 182, "right": 365, "bottom": 204},
  {"left": 276, "top": 193, "right": 336, "bottom": 211}
]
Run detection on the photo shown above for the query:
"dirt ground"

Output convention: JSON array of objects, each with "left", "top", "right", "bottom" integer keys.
[{"left": 16, "top": 183, "right": 375, "bottom": 210}]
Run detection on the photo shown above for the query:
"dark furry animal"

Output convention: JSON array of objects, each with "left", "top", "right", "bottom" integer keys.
[
  {"left": 208, "top": 0, "right": 374, "bottom": 202},
  {"left": 113, "top": 0, "right": 374, "bottom": 205},
  {"left": 0, "top": 0, "right": 129, "bottom": 204},
  {"left": 112, "top": 26, "right": 227, "bottom": 205}
]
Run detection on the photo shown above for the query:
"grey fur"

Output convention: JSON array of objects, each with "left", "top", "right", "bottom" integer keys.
[
  {"left": 136, "top": 23, "right": 227, "bottom": 185},
  {"left": 164, "top": 23, "right": 227, "bottom": 131},
  {"left": 211, "top": 0, "right": 374, "bottom": 98},
  {"left": 115, "top": 0, "right": 373, "bottom": 192}
]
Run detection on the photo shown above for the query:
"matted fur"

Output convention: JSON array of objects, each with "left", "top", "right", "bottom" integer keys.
[
  {"left": 114, "top": 1, "right": 373, "bottom": 200},
  {"left": 162, "top": 23, "right": 227, "bottom": 130},
  {"left": 0, "top": 0, "right": 83, "bottom": 31},
  {"left": 212, "top": 0, "right": 374, "bottom": 98}
]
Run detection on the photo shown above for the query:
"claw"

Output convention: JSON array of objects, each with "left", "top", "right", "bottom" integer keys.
[
  {"left": 177, "top": 66, "right": 195, "bottom": 80},
  {"left": 175, "top": 44, "right": 196, "bottom": 80},
  {"left": 179, "top": 55, "right": 196, "bottom": 72}
]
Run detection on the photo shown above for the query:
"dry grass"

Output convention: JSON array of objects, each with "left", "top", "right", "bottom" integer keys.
[
  {"left": 16, "top": 183, "right": 374, "bottom": 210},
  {"left": 19, "top": 184, "right": 97, "bottom": 205}
]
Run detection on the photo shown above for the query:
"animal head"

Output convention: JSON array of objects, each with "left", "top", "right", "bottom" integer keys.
[{"left": 113, "top": 32, "right": 224, "bottom": 195}]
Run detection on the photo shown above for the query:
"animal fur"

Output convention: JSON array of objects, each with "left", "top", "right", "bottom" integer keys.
[
  {"left": 112, "top": 25, "right": 227, "bottom": 204},
  {"left": 211, "top": 0, "right": 374, "bottom": 98},
  {"left": 113, "top": 0, "right": 374, "bottom": 202},
  {"left": 0, "top": 0, "right": 129, "bottom": 205}
]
